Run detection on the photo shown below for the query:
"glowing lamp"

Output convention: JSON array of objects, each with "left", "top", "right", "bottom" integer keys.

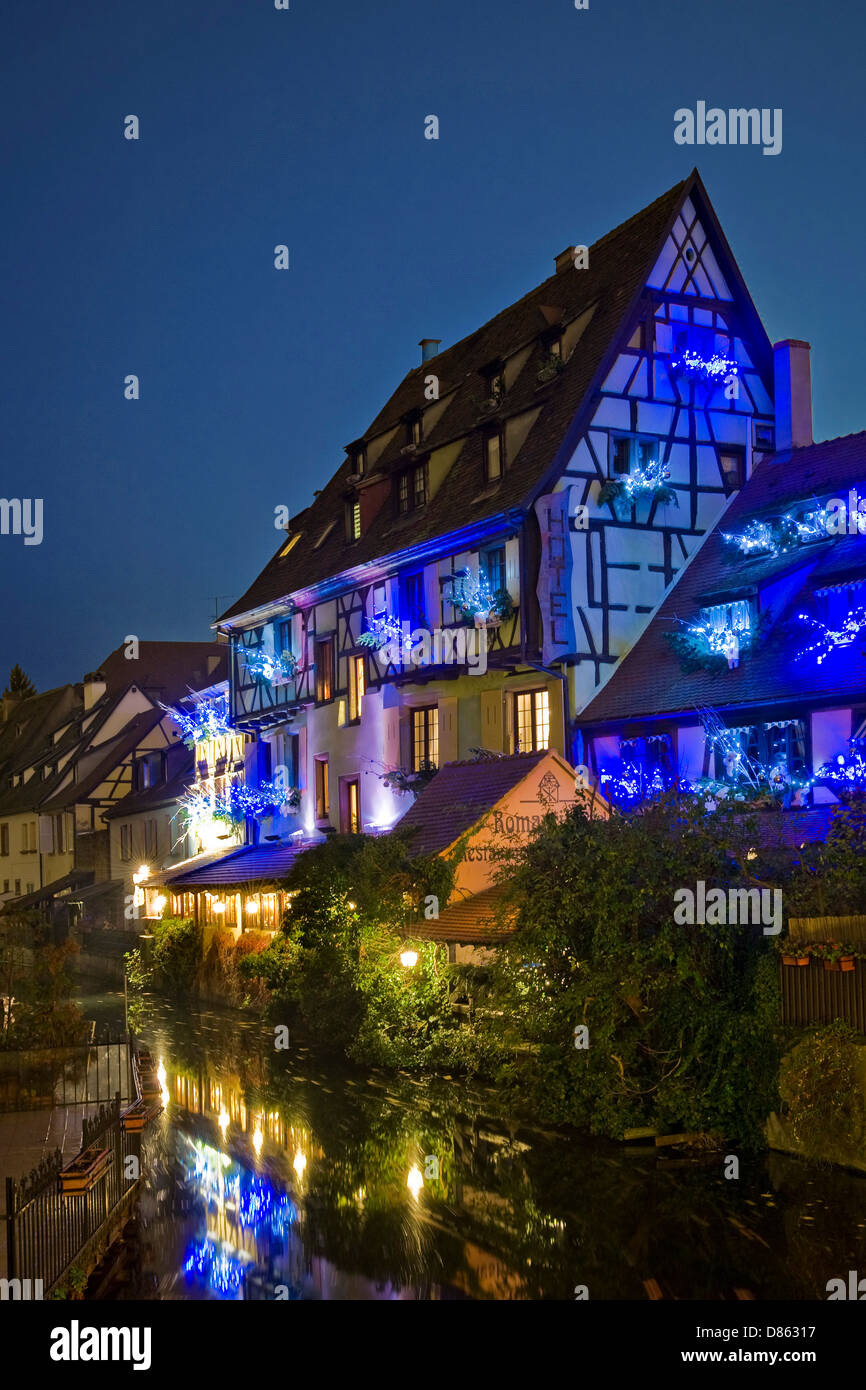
[
  {"left": 400, "top": 950, "right": 418, "bottom": 969},
  {"left": 293, "top": 1150, "right": 307, "bottom": 1177}
]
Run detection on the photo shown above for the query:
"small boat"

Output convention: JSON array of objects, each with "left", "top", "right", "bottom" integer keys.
[{"left": 60, "top": 1145, "right": 112, "bottom": 1195}]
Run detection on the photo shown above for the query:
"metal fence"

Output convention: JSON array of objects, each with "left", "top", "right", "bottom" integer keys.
[
  {"left": 4, "top": 1093, "right": 142, "bottom": 1294},
  {"left": 0, "top": 1027, "right": 132, "bottom": 1112}
]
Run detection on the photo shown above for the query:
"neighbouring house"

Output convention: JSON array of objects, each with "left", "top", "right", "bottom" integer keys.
[
  {"left": 576, "top": 412, "right": 866, "bottom": 838},
  {"left": 0, "top": 642, "right": 228, "bottom": 930},
  {"left": 393, "top": 749, "right": 606, "bottom": 962},
  {"left": 213, "top": 168, "right": 778, "bottom": 910}
]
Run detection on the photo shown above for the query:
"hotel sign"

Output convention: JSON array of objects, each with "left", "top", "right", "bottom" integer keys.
[{"left": 534, "top": 488, "right": 577, "bottom": 665}]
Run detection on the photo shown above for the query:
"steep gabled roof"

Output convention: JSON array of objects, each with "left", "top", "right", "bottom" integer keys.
[
  {"left": 96, "top": 642, "right": 228, "bottom": 704},
  {"left": 220, "top": 174, "right": 718, "bottom": 624},
  {"left": 395, "top": 751, "right": 550, "bottom": 858},
  {"left": 579, "top": 432, "right": 866, "bottom": 724}
]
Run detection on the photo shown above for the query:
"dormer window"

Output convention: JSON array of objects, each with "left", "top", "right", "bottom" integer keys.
[
  {"left": 396, "top": 461, "right": 428, "bottom": 515},
  {"left": 405, "top": 412, "right": 422, "bottom": 448},
  {"left": 350, "top": 447, "right": 366, "bottom": 477},
  {"left": 481, "top": 360, "right": 505, "bottom": 407},
  {"left": 346, "top": 499, "right": 362, "bottom": 541},
  {"left": 485, "top": 430, "right": 503, "bottom": 483}
]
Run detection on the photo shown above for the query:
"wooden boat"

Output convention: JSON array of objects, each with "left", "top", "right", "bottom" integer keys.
[
  {"left": 60, "top": 1145, "right": 112, "bottom": 1195},
  {"left": 121, "top": 1098, "right": 162, "bottom": 1132}
]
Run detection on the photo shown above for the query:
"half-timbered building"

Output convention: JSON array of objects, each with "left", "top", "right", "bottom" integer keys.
[{"left": 217, "top": 170, "right": 779, "bottom": 845}]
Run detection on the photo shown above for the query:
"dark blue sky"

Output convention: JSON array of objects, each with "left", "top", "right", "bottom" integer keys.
[{"left": 3, "top": 0, "right": 864, "bottom": 692}]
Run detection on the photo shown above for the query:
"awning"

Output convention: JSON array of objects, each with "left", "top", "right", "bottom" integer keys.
[
  {"left": 0, "top": 870, "right": 94, "bottom": 912},
  {"left": 162, "top": 842, "right": 310, "bottom": 891}
]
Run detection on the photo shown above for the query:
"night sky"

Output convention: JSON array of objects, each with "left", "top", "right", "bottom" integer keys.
[{"left": 3, "top": 0, "right": 864, "bottom": 692}]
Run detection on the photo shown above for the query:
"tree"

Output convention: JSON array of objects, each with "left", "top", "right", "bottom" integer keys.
[{"left": 3, "top": 665, "right": 36, "bottom": 699}]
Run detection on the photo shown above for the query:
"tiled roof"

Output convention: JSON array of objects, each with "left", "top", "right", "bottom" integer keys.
[
  {"left": 401, "top": 883, "right": 515, "bottom": 944},
  {"left": 395, "top": 751, "right": 549, "bottom": 858},
  {"left": 0, "top": 870, "right": 93, "bottom": 912},
  {"left": 163, "top": 841, "right": 308, "bottom": 889},
  {"left": 579, "top": 432, "right": 866, "bottom": 724},
  {"left": 96, "top": 642, "right": 228, "bottom": 704},
  {"left": 102, "top": 744, "right": 194, "bottom": 820},
  {"left": 219, "top": 174, "right": 708, "bottom": 624},
  {"left": 40, "top": 710, "right": 167, "bottom": 811}
]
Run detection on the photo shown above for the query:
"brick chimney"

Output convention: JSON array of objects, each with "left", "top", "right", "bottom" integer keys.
[{"left": 773, "top": 340, "right": 813, "bottom": 451}]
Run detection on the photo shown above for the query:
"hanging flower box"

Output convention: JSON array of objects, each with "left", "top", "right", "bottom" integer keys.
[
  {"left": 781, "top": 954, "right": 810, "bottom": 967},
  {"left": 60, "top": 1146, "right": 112, "bottom": 1196},
  {"left": 841, "top": 955, "right": 856, "bottom": 972},
  {"left": 824, "top": 959, "right": 842, "bottom": 972},
  {"left": 121, "top": 1098, "right": 163, "bottom": 1133}
]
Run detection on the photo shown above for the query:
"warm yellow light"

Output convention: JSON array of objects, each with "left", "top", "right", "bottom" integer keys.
[
  {"left": 153, "top": 895, "right": 167, "bottom": 916},
  {"left": 218, "top": 1107, "right": 230, "bottom": 1137},
  {"left": 213, "top": 901, "right": 226, "bottom": 914},
  {"left": 747, "top": 847, "right": 757, "bottom": 861},
  {"left": 133, "top": 864, "right": 150, "bottom": 884},
  {"left": 400, "top": 950, "right": 418, "bottom": 969},
  {"left": 253, "top": 1127, "right": 263, "bottom": 1157},
  {"left": 245, "top": 900, "right": 259, "bottom": 913},
  {"left": 157, "top": 1061, "right": 167, "bottom": 1087},
  {"left": 347, "top": 901, "right": 356, "bottom": 910},
  {"left": 407, "top": 1165, "right": 423, "bottom": 1200},
  {"left": 293, "top": 1150, "right": 307, "bottom": 1177}
]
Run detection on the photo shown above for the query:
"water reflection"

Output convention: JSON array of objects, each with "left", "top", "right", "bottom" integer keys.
[{"left": 80, "top": 991, "right": 866, "bottom": 1301}]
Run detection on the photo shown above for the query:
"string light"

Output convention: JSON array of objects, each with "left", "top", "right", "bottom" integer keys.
[
  {"left": 358, "top": 610, "right": 419, "bottom": 651},
  {"left": 671, "top": 349, "right": 739, "bottom": 381},
  {"left": 243, "top": 648, "right": 299, "bottom": 683},
  {"left": 796, "top": 608, "right": 866, "bottom": 664},
  {"left": 817, "top": 740, "right": 866, "bottom": 791},
  {"left": 160, "top": 691, "right": 232, "bottom": 747}
]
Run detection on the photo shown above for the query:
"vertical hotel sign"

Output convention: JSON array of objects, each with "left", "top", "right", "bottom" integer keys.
[{"left": 534, "top": 487, "right": 576, "bottom": 665}]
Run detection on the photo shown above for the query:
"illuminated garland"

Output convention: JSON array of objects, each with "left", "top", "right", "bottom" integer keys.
[
  {"left": 598, "top": 460, "right": 678, "bottom": 509},
  {"left": 179, "top": 778, "right": 301, "bottom": 830},
  {"left": 160, "top": 692, "right": 232, "bottom": 748},
  {"left": 445, "top": 568, "right": 514, "bottom": 622},
  {"left": 599, "top": 762, "right": 685, "bottom": 809},
  {"left": 671, "top": 350, "right": 739, "bottom": 381},
  {"left": 723, "top": 509, "right": 828, "bottom": 558},
  {"left": 244, "top": 648, "right": 299, "bottom": 683},
  {"left": 183, "top": 1238, "right": 248, "bottom": 1296},
  {"left": 666, "top": 605, "right": 756, "bottom": 671},
  {"left": 358, "top": 611, "right": 418, "bottom": 651},
  {"left": 817, "top": 740, "right": 866, "bottom": 792},
  {"left": 796, "top": 608, "right": 866, "bottom": 665}
]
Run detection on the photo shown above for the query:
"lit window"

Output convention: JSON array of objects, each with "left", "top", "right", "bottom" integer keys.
[
  {"left": 515, "top": 690, "right": 550, "bottom": 753},
  {"left": 348, "top": 655, "right": 366, "bottom": 723},
  {"left": 485, "top": 432, "right": 502, "bottom": 482},
  {"left": 719, "top": 449, "right": 745, "bottom": 495},
  {"left": 343, "top": 778, "right": 360, "bottom": 834},
  {"left": 346, "top": 499, "right": 361, "bottom": 540},
  {"left": 315, "top": 638, "right": 334, "bottom": 703},
  {"left": 315, "top": 758, "right": 330, "bottom": 820},
  {"left": 412, "top": 706, "right": 438, "bottom": 772}
]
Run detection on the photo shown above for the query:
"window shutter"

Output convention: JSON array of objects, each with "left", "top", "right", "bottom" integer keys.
[{"left": 38, "top": 815, "right": 55, "bottom": 854}]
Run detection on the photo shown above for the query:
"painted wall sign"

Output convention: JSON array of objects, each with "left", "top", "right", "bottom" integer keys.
[{"left": 534, "top": 488, "right": 577, "bottom": 664}]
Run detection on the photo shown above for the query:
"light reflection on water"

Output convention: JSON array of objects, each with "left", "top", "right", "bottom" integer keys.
[{"left": 77, "top": 987, "right": 866, "bottom": 1301}]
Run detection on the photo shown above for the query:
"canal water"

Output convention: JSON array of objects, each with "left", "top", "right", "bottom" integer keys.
[{"left": 77, "top": 985, "right": 866, "bottom": 1301}]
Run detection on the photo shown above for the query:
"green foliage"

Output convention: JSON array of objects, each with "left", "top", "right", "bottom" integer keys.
[
  {"left": 780, "top": 1023, "right": 866, "bottom": 1159},
  {"left": 786, "top": 797, "right": 866, "bottom": 917},
  {"left": 3, "top": 664, "right": 36, "bottom": 699},
  {"left": 0, "top": 915, "right": 87, "bottom": 1047},
  {"left": 148, "top": 917, "right": 201, "bottom": 998},
  {"left": 489, "top": 797, "right": 781, "bottom": 1145}
]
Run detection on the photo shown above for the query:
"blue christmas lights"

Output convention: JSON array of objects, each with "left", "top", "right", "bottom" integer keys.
[
  {"left": 671, "top": 349, "right": 739, "bottom": 382},
  {"left": 244, "top": 648, "right": 299, "bottom": 683},
  {"left": 160, "top": 692, "right": 232, "bottom": 748},
  {"left": 817, "top": 740, "right": 866, "bottom": 792},
  {"left": 796, "top": 608, "right": 866, "bottom": 665},
  {"left": 358, "top": 610, "right": 418, "bottom": 651},
  {"left": 180, "top": 777, "right": 301, "bottom": 830}
]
